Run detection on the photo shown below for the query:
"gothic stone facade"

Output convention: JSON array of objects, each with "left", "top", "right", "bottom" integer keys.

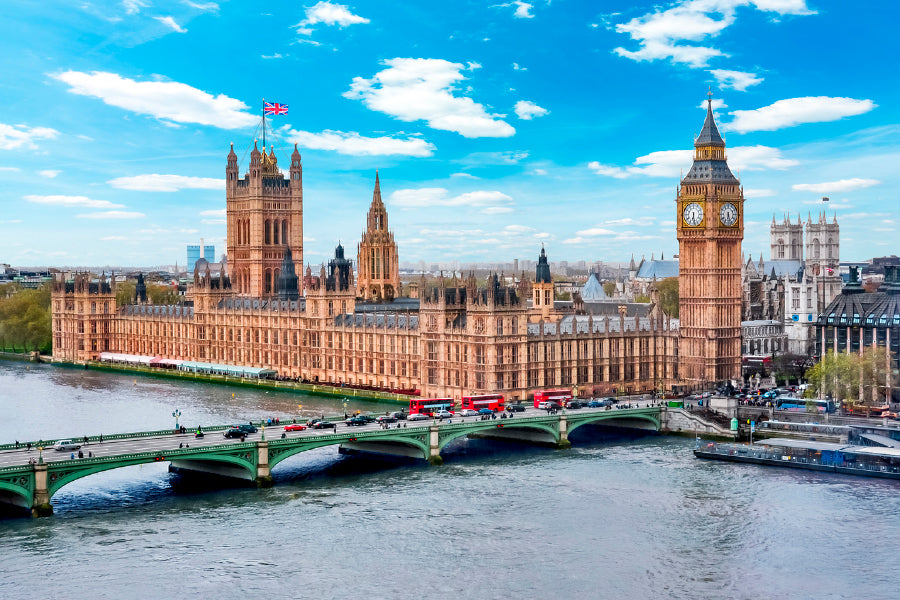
[{"left": 54, "top": 108, "right": 750, "bottom": 398}]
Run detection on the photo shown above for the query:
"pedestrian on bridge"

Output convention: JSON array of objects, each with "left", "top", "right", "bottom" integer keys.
[{"left": 14, "top": 440, "right": 18, "bottom": 448}]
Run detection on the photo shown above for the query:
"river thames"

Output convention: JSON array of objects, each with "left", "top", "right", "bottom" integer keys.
[{"left": 1, "top": 361, "right": 898, "bottom": 599}]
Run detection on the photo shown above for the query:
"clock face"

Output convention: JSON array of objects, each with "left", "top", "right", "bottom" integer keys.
[
  {"left": 683, "top": 202, "right": 704, "bottom": 227},
  {"left": 719, "top": 202, "right": 738, "bottom": 227}
]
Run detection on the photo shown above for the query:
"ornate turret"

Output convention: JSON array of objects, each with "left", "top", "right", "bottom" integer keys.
[
  {"left": 682, "top": 95, "right": 738, "bottom": 184},
  {"left": 356, "top": 171, "right": 400, "bottom": 302},
  {"left": 134, "top": 273, "right": 148, "bottom": 304},
  {"left": 276, "top": 246, "right": 300, "bottom": 300}
]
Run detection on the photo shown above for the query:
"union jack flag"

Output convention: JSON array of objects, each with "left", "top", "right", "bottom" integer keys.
[{"left": 264, "top": 102, "right": 288, "bottom": 116}]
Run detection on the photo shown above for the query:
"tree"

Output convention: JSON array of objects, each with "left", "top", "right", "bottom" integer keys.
[
  {"left": 0, "top": 283, "right": 52, "bottom": 353},
  {"left": 656, "top": 277, "right": 678, "bottom": 318},
  {"left": 634, "top": 293, "right": 651, "bottom": 303},
  {"left": 805, "top": 347, "right": 896, "bottom": 413},
  {"left": 602, "top": 281, "right": 616, "bottom": 297}
]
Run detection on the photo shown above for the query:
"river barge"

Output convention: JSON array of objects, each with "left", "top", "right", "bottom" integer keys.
[{"left": 694, "top": 437, "right": 900, "bottom": 480}]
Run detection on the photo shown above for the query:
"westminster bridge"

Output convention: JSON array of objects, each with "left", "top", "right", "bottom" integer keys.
[{"left": 0, "top": 405, "right": 731, "bottom": 517}]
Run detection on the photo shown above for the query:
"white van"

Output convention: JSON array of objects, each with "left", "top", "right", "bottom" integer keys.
[{"left": 53, "top": 439, "right": 81, "bottom": 452}]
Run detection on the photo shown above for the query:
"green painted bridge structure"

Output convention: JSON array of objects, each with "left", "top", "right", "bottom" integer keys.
[{"left": 0, "top": 408, "right": 662, "bottom": 517}]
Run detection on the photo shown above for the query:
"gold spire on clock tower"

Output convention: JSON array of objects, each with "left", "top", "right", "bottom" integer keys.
[{"left": 677, "top": 93, "right": 744, "bottom": 386}]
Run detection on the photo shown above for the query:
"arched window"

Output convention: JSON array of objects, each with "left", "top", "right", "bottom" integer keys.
[
  {"left": 827, "top": 237, "right": 833, "bottom": 258},
  {"left": 282, "top": 220, "right": 288, "bottom": 244},
  {"left": 265, "top": 220, "right": 271, "bottom": 244},
  {"left": 273, "top": 219, "right": 279, "bottom": 245}
]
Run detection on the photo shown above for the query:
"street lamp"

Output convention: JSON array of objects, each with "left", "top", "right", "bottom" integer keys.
[{"left": 172, "top": 408, "right": 182, "bottom": 431}]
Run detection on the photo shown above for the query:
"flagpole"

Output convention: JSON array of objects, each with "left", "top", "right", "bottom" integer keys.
[{"left": 262, "top": 98, "right": 267, "bottom": 150}]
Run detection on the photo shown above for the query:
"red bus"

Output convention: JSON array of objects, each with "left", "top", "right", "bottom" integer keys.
[
  {"left": 460, "top": 394, "right": 505, "bottom": 412},
  {"left": 409, "top": 398, "right": 455, "bottom": 416},
  {"left": 533, "top": 389, "right": 572, "bottom": 408}
]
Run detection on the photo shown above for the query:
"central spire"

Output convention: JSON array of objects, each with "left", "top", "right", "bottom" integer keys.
[
  {"left": 696, "top": 94, "right": 725, "bottom": 148},
  {"left": 682, "top": 91, "right": 737, "bottom": 184}
]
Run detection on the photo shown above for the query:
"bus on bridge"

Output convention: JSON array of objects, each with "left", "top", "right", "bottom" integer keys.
[
  {"left": 532, "top": 389, "right": 572, "bottom": 409},
  {"left": 461, "top": 394, "right": 505, "bottom": 412},
  {"left": 409, "top": 398, "right": 455, "bottom": 416}
]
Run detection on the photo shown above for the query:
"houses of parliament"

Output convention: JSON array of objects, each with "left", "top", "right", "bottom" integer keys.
[{"left": 51, "top": 101, "right": 745, "bottom": 399}]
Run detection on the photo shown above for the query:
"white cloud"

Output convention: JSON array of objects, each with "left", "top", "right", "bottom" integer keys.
[
  {"left": 281, "top": 127, "right": 435, "bottom": 157},
  {"left": 514, "top": 100, "right": 549, "bottom": 120},
  {"left": 102, "top": 236, "right": 128, "bottom": 241},
  {"left": 183, "top": 1, "right": 219, "bottom": 11},
  {"left": 122, "top": 0, "right": 147, "bottom": 15},
  {"left": 496, "top": 1, "right": 534, "bottom": 19},
  {"left": 0, "top": 166, "right": 20, "bottom": 172},
  {"left": 200, "top": 209, "right": 226, "bottom": 217},
  {"left": 52, "top": 71, "right": 257, "bottom": 129},
  {"left": 604, "top": 217, "right": 656, "bottom": 226},
  {"left": 698, "top": 98, "right": 727, "bottom": 110},
  {"left": 390, "top": 187, "right": 513, "bottom": 213},
  {"left": 202, "top": 219, "right": 226, "bottom": 225},
  {"left": 344, "top": 58, "right": 515, "bottom": 138},
  {"left": 25, "top": 195, "right": 123, "bottom": 209},
  {"left": 728, "top": 145, "right": 799, "bottom": 171},
  {"left": 743, "top": 188, "right": 776, "bottom": 198},
  {"left": 709, "top": 69, "right": 762, "bottom": 91},
  {"left": 77, "top": 211, "right": 145, "bottom": 219},
  {"left": 576, "top": 227, "right": 617, "bottom": 236},
  {"left": 296, "top": 1, "right": 369, "bottom": 35},
  {"left": 38, "top": 170, "right": 61, "bottom": 178},
  {"left": 792, "top": 178, "right": 880, "bottom": 194},
  {"left": 155, "top": 16, "right": 187, "bottom": 33},
  {"left": 451, "top": 172, "right": 479, "bottom": 179},
  {"left": 261, "top": 53, "right": 284, "bottom": 60},
  {"left": 512, "top": 62, "right": 527, "bottom": 71},
  {"left": 458, "top": 151, "right": 528, "bottom": 165},
  {"left": 0, "top": 123, "right": 59, "bottom": 150},
  {"left": 531, "top": 168, "right": 547, "bottom": 175},
  {"left": 589, "top": 144, "right": 797, "bottom": 179},
  {"left": 613, "top": 1, "right": 815, "bottom": 68},
  {"left": 724, "top": 97, "right": 877, "bottom": 133},
  {"left": 107, "top": 174, "right": 224, "bottom": 191}
]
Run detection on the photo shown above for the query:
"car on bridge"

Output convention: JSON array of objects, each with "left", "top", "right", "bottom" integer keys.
[
  {"left": 284, "top": 424, "right": 307, "bottom": 432},
  {"left": 233, "top": 424, "right": 258, "bottom": 434},
  {"left": 459, "top": 409, "right": 479, "bottom": 417},
  {"left": 407, "top": 413, "right": 430, "bottom": 421},
  {"left": 376, "top": 415, "right": 397, "bottom": 423},
  {"left": 477, "top": 408, "right": 496, "bottom": 415},
  {"left": 312, "top": 421, "right": 335, "bottom": 429},
  {"left": 390, "top": 411, "right": 408, "bottom": 420},
  {"left": 506, "top": 403, "right": 526, "bottom": 412},
  {"left": 53, "top": 439, "right": 81, "bottom": 451},
  {"left": 588, "top": 399, "right": 614, "bottom": 408},
  {"left": 565, "top": 400, "right": 584, "bottom": 409},
  {"left": 223, "top": 428, "right": 244, "bottom": 438},
  {"left": 537, "top": 401, "right": 561, "bottom": 411},
  {"left": 345, "top": 416, "right": 369, "bottom": 426}
]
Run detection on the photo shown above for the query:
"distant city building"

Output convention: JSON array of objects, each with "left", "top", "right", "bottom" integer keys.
[{"left": 186, "top": 244, "right": 215, "bottom": 273}]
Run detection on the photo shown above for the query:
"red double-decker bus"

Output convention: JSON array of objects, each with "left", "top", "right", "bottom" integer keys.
[
  {"left": 533, "top": 389, "right": 572, "bottom": 408},
  {"left": 460, "top": 394, "right": 505, "bottom": 412},
  {"left": 409, "top": 398, "right": 455, "bottom": 416}
]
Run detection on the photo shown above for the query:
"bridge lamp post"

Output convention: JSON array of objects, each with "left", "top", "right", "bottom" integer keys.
[{"left": 172, "top": 409, "right": 182, "bottom": 431}]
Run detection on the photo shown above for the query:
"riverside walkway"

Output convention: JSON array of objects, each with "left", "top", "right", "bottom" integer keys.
[{"left": 0, "top": 405, "right": 663, "bottom": 517}]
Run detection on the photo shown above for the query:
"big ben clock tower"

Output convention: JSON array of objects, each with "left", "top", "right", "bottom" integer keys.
[{"left": 677, "top": 93, "right": 743, "bottom": 385}]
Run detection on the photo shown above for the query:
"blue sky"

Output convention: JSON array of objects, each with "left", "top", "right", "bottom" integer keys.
[{"left": 1, "top": 0, "right": 897, "bottom": 268}]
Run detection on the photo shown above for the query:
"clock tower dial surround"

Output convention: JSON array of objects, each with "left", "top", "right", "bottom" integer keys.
[{"left": 676, "top": 95, "right": 744, "bottom": 385}]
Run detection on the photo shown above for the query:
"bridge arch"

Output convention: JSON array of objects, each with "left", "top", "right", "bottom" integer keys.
[
  {"left": 267, "top": 433, "right": 430, "bottom": 469},
  {"left": 566, "top": 412, "right": 660, "bottom": 436},
  {"left": 437, "top": 420, "right": 560, "bottom": 451},
  {"left": 45, "top": 449, "right": 258, "bottom": 499},
  {"left": 0, "top": 472, "right": 33, "bottom": 509}
]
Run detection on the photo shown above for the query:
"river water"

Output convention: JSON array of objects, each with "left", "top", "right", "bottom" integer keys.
[{"left": 1, "top": 361, "right": 898, "bottom": 599}]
